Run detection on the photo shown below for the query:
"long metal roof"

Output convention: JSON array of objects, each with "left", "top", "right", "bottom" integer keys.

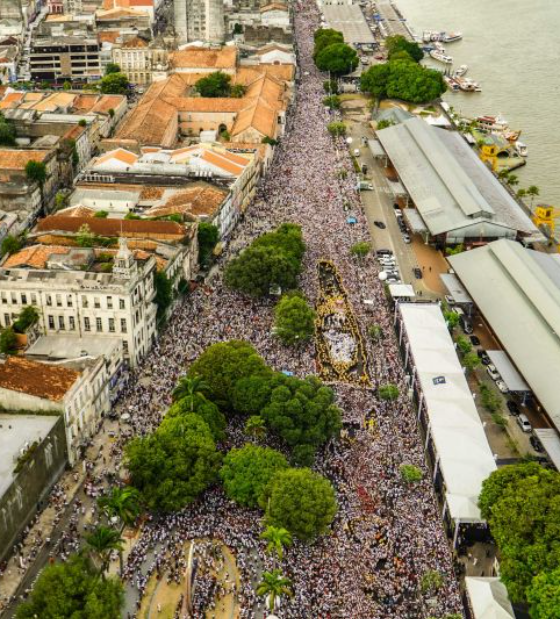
[
  {"left": 376, "top": 118, "right": 538, "bottom": 237},
  {"left": 322, "top": 5, "right": 376, "bottom": 45},
  {"left": 449, "top": 240, "right": 560, "bottom": 428}
]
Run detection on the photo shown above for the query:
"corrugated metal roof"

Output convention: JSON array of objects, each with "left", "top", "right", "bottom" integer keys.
[
  {"left": 486, "top": 350, "right": 529, "bottom": 392},
  {"left": 449, "top": 240, "right": 560, "bottom": 427},
  {"left": 534, "top": 429, "right": 560, "bottom": 471},
  {"left": 322, "top": 5, "right": 376, "bottom": 45}
]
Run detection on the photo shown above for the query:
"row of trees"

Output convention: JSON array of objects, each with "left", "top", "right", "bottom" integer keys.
[
  {"left": 479, "top": 462, "right": 560, "bottom": 617},
  {"left": 225, "top": 223, "right": 305, "bottom": 297},
  {"left": 194, "top": 71, "right": 246, "bottom": 98},
  {"left": 313, "top": 28, "right": 358, "bottom": 76}
]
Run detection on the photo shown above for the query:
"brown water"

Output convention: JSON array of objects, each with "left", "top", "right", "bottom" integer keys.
[{"left": 394, "top": 0, "right": 560, "bottom": 206}]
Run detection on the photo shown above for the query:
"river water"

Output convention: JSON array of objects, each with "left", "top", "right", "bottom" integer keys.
[{"left": 394, "top": 0, "right": 560, "bottom": 206}]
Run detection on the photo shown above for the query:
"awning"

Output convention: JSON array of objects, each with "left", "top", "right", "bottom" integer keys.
[
  {"left": 487, "top": 350, "right": 530, "bottom": 392},
  {"left": 465, "top": 577, "right": 515, "bottom": 619},
  {"left": 368, "top": 139, "right": 385, "bottom": 158},
  {"left": 387, "top": 179, "right": 407, "bottom": 197},
  {"left": 403, "top": 208, "right": 428, "bottom": 234},
  {"left": 534, "top": 428, "right": 560, "bottom": 471},
  {"left": 440, "top": 273, "right": 473, "bottom": 304},
  {"left": 388, "top": 284, "right": 415, "bottom": 299}
]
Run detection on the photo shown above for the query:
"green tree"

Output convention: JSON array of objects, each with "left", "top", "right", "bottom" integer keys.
[
  {"left": 377, "top": 119, "right": 395, "bottom": 130},
  {"left": 98, "top": 486, "right": 141, "bottom": 532},
  {"left": 105, "top": 62, "right": 121, "bottom": 75},
  {"left": 25, "top": 159, "right": 47, "bottom": 188},
  {"left": 62, "top": 80, "right": 72, "bottom": 90},
  {"left": 0, "top": 327, "right": 18, "bottom": 354},
  {"left": 323, "top": 95, "right": 341, "bottom": 109},
  {"left": 233, "top": 374, "right": 276, "bottom": 416},
  {"left": 327, "top": 121, "right": 346, "bottom": 137},
  {"left": 262, "top": 374, "right": 342, "bottom": 464},
  {"left": 479, "top": 382, "right": 502, "bottom": 413},
  {"left": 527, "top": 185, "right": 540, "bottom": 207},
  {"left": 527, "top": 568, "right": 560, "bottom": 619},
  {"left": 400, "top": 464, "right": 423, "bottom": 484},
  {"left": 361, "top": 63, "right": 391, "bottom": 99},
  {"left": 94, "top": 210, "right": 109, "bottom": 218},
  {"left": 172, "top": 374, "right": 209, "bottom": 407},
  {"left": 15, "top": 554, "right": 123, "bottom": 619},
  {"left": 260, "top": 525, "right": 292, "bottom": 562},
  {"left": 85, "top": 525, "right": 124, "bottom": 575},
  {"left": 99, "top": 72, "right": 129, "bottom": 95},
  {"left": 166, "top": 393, "right": 226, "bottom": 441},
  {"left": 507, "top": 174, "right": 519, "bottom": 187},
  {"left": 315, "top": 43, "right": 359, "bottom": 76},
  {"left": 368, "top": 324, "right": 384, "bottom": 342},
  {"left": 264, "top": 468, "right": 337, "bottom": 542},
  {"left": 13, "top": 306, "right": 39, "bottom": 333},
  {"left": 1, "top": 234, "right": 21, "bottom": 256},
  {"left": 350, "top": 241, "right": 371, "bottom": 259},
  {"left": 274, "top": 293, "right": 316, "bottom": 345},
  {"left": 378, "top": 383, "right": 399, "bottom": 401},
  {"left": 421, "top": 570, "right": 444, "bottom": 595},
  {"left": 256, "top": 569, "right": 293, "bottom": 613},
  {"left": 313, "top": 28, "right": 344, "bottom": 59},
  {"left": 230, "top": 84, "right": 246, "bottom": 98},
  {"left": 76, "top": 223, "right": 95, "bottom": 247},
  {"left": 385, "top": 35, "right": 424, "bottom": 62},
  {"left": 0, "top": 113, "right": 16, "bottom": 146},
  {"left": 456, "top": 335, "right": 472, "bottom": 355},
  {"left": 245, "top": 414, "right": 267, "bottom": 440},
  {"left": 220, "top": 444, "right": 288, "bottom": 508},
  {"left": 517, "top": 188, "right": 527, "bottom": 200},
  {"left": 463, "top": 350, "right": 481, "bottom": 372},
  {"left": 54, "top": 191, "right": 68, "bottom": 211},
  {"left": 154, "top": 270, "right": 173, "bottom": 320},
  {"left": 188, "top": 340, "right": 270, "bottom": 410},
  {"left": 198, "top": 221, "right": 219, "bottom": 266},
  {"left": 125, "top": 414, "right": 221, "bottom": 512},
  {"left": 194, "top": 71, "right": 232, "bottom": 97},
  {"left": 323, "top": 78, "right": 338, "bottom": 94},
  {"left": 444, "top": 309, "right": 460, "bottom": 331}
]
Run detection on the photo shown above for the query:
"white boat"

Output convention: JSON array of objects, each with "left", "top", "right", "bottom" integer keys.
[
  {"left": 454, "top": 64, "right": 468, "bottom": 77},
  {"left": 516, "top": 141, "right": 528, "bottom": 157},
  {"left": 443, "top": 31, "right": 462, "bottom": 43},
  {"left": 456, "top": 77, "right": 481, "bottom": 92},
  {"left": 423, "top": 30, "right": 463, "bottom": 43},
  {"left": 429, "top": 49, "right": 453, "bottom": 64},
  {"left": 444, "top": 76, "right": 460, "bottom": 92}
]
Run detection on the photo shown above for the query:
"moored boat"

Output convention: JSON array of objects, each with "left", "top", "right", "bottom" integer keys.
[
  {"left": 454, "top": 64, "right": 468, "bottom": 77},
  {"left": 443, "top": 31, "right": 462, "bottom": 43},
  {"left": 429, "top": 49, "right": 453, "bottom": 64},
  {"left": 516, "top": 141, "right": 528, "bottom": 157}
]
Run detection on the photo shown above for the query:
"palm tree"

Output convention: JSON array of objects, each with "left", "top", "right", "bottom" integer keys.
[
  {"left": 256, "top": 569, "right": 293, "bottom": 614},
  {"left": 517, "top": 188, "right": 527, "bottom": 200},
  {"left": 245, "top": 415, "right": 267, "bottom": 440},
  {"left": 497, "top": 169, "right": 510, "bottom": 182},
  {"left": 171, "top": 374, "right": 209, "bottom": 409},
  {"left": 98, "top": 486, "right": 141, "bottom": 532},
  {"left": 85, "top": 526, "right": 124, "bottom": 576},
  {"left": 527, "top": 185, "right": 540, "bottom": 207},
  {"left": 260, "top": 526, "right": 293, "bottom": 562},
  {"left": 507, "top": 174, "right": 519, "bottom": 187}
]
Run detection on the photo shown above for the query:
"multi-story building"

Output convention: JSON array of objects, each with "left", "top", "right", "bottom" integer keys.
[
  {"left": 0, "top": 238, "right": 158, "bottom": 368},
  {"left": 174, "top": 0, "right": 225, "bottom": 44},
  {"left": 111, "top": 35, "right": 169, "bottom": 86},
  {"left": 29, "top": 35, "right": 102, "bottom": 83}
]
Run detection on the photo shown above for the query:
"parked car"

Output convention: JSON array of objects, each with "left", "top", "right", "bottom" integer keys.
[
  {"left": 374, "top": 220, "right": 386, "bottom": 229},
  {"left": 376, "top": 249, "right": 393, "bottom": 256},
  {"left": 486, "top": 365, "right": 501, "bottom": 381},
  {"left": 394, "top": 209, "right": 403, "bottom": 218},
  {"left": 506, "top": 400, "right": 520, "bottom": 416},
  {"left": 470, "top": 335, "right": 481, "bottom": 346},
  {"left": 444, "top": 295, "right": 455, "bottom": 306},
  {"left": 477, "top": 350, "right": 491, "bottom": 365},
  {"left": 402, "top": 234, "right": 411, "bottom": 244},
  {"left": 530, "top": 435, "right": 544, "bottom": 453},
  {"left": 495, "top": 380, "right": 509, "bottom": 394},
  {"left": 517, "top": 414, "right": 532, "bottom": 433},
  {"left": 413, "top": 268, "right": 422, "bottom": 279}
]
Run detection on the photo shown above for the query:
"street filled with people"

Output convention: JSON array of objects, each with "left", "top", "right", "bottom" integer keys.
[{"left": 1, "top": 1, "right": 464, "bottom": 617}]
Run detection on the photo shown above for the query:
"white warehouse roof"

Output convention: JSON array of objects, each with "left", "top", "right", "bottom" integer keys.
[
  {"left": 322, "top": 5, "right": 376, "bottom": 45},
  {"left": 399, "top": 303, "right": 496, "bottom": 523}
]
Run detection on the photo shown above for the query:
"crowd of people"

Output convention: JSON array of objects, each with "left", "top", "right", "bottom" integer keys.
[{"left": 1, "top": 1, "right": 465, "bottom": 617}]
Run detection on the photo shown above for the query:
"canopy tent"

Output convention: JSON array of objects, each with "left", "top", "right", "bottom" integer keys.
[
  {"left": 440, "top": 273, "right": 473, "bottom": 304},
  {"left": 399, "top": 304, "right": 496, "bottom": 524},
  {"left": 465, "top": 577, "right": 514, "bottom": 619},
  {"left": 367, "top": 139, "right": 386, "bottom": 159},
  {"left": 534, "top": 428, "right": 560, "bottom": 471},
  {"left": 487, "top": 350, "right": 530, "bottom": 392},
  {"left": 388, "top": 284, "right": 415, "bottom": 299}
]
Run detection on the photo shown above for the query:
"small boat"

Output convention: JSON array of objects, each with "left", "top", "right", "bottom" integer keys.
[
  {"left": 423, "top": 30, "right": 463, "bottom": 43},
  {"left": 516, "top": 141, "right": 528, "bottom": 157},
  {"left": 430, "top": 49, "right": 453, "bottom": 64},
  {"left": 456, "top": 77, "right": 481, "bottom": 92},
  {"left": 475, "top": 114, "right": 521, "bottom": 142},
  {"left": 444, "top": 76, "right": 460, "bottom": 92},
  {"left": 443, "top": 31, "right": 462, "bottom": 43},
  {"left": 454, "top": 64, "right": 468, "bottom": 77}
]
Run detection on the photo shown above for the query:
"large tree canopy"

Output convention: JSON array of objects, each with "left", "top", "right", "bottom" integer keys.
[
  {"left": 264, "top": 468, "right": 337, "bottom": 542},
  {"left": 274, "top": 293, "right": 316, "bottom": 345},
  {"left": 220, "top": 444, "right": 288, "bottom": 507},
  {"left": 194, "top": 71, "right": 232, "bottom": 98},
  {"left": 167, "top": 393, "right": 226, "bottom": 441},
  {"left": 315, "top": 43, "right": 359, "bottom": 76},
  {"left": 188, "top": 340, "right": 271, "bottom": 410},
  {"left": 385, "top": 35, "right": 424, "bottom": 62},
  {"left": 313, "top": 28, "right": 344, "bottom": 59},
  {"left": 527, "top": 568, "right": 560, "bottom": 620},
  {"left": 479, "top": 462, "right": 560, "bottom": 602},
  {"left": 15, "top": 554, "right": 123, "bottom": 619},
  {"left": 125, "top": 413, "right": 221, "bottom": 512}
]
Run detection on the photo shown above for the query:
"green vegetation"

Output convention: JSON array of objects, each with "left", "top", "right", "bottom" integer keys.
[
  {"left": 368, "top": 323, "right": 384, "bottom": 343},
  {"left": 0, "top": 327, "right": 17, "bottom": 355},
  {"left": 260, "top": 525, "right": 293, "bottom": 562},
  {"left": 100, "top": 72, "right": 129, "bottom": 95},
  {"left": 323, "top": 95, "right": 341, "bottom": 109},
  {"left": 0, "top": 112, "right": 16, "bottom": 146},
  {"left": 313, "top": 28, "right": 344, "bottom": 58},
  {"left": 323, "top": 79, "right": 338, "bottom": 94},
  {"left": 257, "top": 569, "right": 293, "bottom": 613},
  {"left": 1, "top": 234, "right": 22, "bottom": 257},
  {"left": 360, "top": 60, "right": 446, "bottom": 104},
  {"left": 154, "top": 271, "right": 173, "bottom": 320},
  {"left": 224, "top": 223, "right": 305, "bottom": 297},
  {"left": 220, "top": 444, "right": 288, "bottom": 507},
  {"left": 273, "top": 292, "right": 316, "bottom": 345},
  {"left": 479, "top": 382, "right": 502, "bottom": 413},
  {"left": 462, "top": 350, "right": 481, "bottom": 372},
  {"left": 456, "top": 334, "right": 472, "bottom": 355},
  {"left": 105, "top": 62, "right": 121, "bottom": 75},
  {"left": 125, "top": 413, "right": 221, "bottom": 513},
  {"left": 94, "top": 210, "right": 109, "bottom": 218},
  {"left": 315, "top": 43, "right": 358, "bottom": 75},
  {"left": 443, "top": 309, "right": 460, "bottom": 331},
  {"left": 378, "top": 383, "right": 399, "bottom": 401},
  {"left": 198, "top": 222, "right": 219, "bottom": 267},
  {"left": 13, "top": 306, "right": 39, "bottom": 334},
  {"left": 377, "top": 119, "right": 395, "bottom": 130},
  {"left": 15, "top": 554, "right": 123, "bottom": 619},
  {"left": 421, "top": 569, "right": 444, "bottom": 595},
  {"left": 244, "top": 415, "right": 266, "bottom": 440},
  {"left": 263, "top": 468, "right": 337, "bottom": 542},
  {"left": 85, "top": 525, "right": 124, "bottom": 575},
  {"left": 25, "top": 160, "right": 47, "bottom": 189},
  {"left": 385, "top": 35, "right": 424, "bottom": 63},
  {"left": 479, "top": 462, "right": 560, "bottom": 613},
  {"left": 167, "top": 392, "right": 226, "bottom": 442},
  {"left": 194, "top": 71, "right": 245, "bottom": 98},
  {"left": 400, "top": 464, "right": 423, "bottom": 484},
  {"left": 350, "top": 241, "right": 371, "bottom": 259},
  {"left": 327, "top": 121, "right": 346, "bottom": 137}
]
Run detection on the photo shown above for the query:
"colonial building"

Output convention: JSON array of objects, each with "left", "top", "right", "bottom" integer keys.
[{"left": 110, "top": 35, "right": 169, "bottom": 86}]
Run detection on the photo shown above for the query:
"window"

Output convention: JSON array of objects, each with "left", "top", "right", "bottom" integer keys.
[
  {"left": 109, "top": 318, "right": 115, "bottom": 332},
  {"left": 82, "top": 296, "right": 88, "bottom": 308},
  {"left": 21, "top": 294, "right": 27, "bottom": 305},
  {"left": 4, "top": 313, "right": 9, "bottom": 326},
  {"left": 11, "top": 293, "right": 17, "bottom": 304},
  {"left": 84, "top": 317, "right": 91, "bottom": 331},
  {"left": 119, "top": 298, "right": 125, "bottom": 310},
  {"left": 46, "top": 294, "right": 52, "bottom": 306},
  {"left": 121, "top": 318, "right": 127, "bottom": 333},
  {"left": 1, "top": 293, "right": 6, "bottom": 303},
  {"left": 58, "top": 316, "right": 65, "bottom": 330},
  {"left": 96, "top": 317, "right": 102, "bottom": 332},
  {"left": 31, "top": 293, "right": 37, "bottom": 304},
  {"left": 69, "top": 316, "right": 75, "bottom": 330},
  {"left": 56, "top": 294, "right": 62, "bottom": 307},
  {"left": 48, "top": 315, "right": 55, "bottom": 329},
  {"left": 94, "top": 297, "right": 100, "bottom": 309},
  {"left": 67, "top": 295, "right": 73, "bottom": 307},
  {"left": 107, "top": 296, "right": 113, "bottom": 309}
]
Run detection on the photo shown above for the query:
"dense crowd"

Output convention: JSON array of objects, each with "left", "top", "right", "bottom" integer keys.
[{"left": 1, "top": 0, "right": 464, "bottom": 617}]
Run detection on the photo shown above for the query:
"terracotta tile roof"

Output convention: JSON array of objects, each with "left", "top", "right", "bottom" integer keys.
[
  {"left": 56, "top": 205, "right": 97, "bottom": 218},
  {"left": 98, "top": 31, "right": 121, "bottom": 44},
  {"left": 140, "top": 186, "right": 166, "bottom": 200},
  {"left": 146, "top": 185, "right": 227, "bottom": 218},
  {"left": 257, "top": 64, "right": 295, "bottom": 81},
  {"left": 64, "top": 125, "right": 87, "bottom": 142},
  {"left": 95, "top": 148, "right": 138, "bottom": 166},
  {"left": 231, "top": 99, "right": 277, "bottom": 138},
  {"left": 0, "top": 150, "right": 49, "bottom": 170},
  {"left": 117, "top": 98, "right": 177, "bottom": 145},
  {"left": 0, "top": 357, "right": 80, "bottom": 403},
  {"left": 92, "top": 95, "right": 125, "bottom": 114},
  {"left": 3, "top": 245, "right": 70, "bottom": 269},
  {"left": 122, "top": 35, "right": 149, "bottom": 48},
  {"left": 200, "top": 150, "right": 248, "bottom": 175},
  {"left": 260, "top": 2, "right": 288, "bottom": 12},
  {"left": 37, "top": 215, "right": 186, "bottom": 237},
  {"left": 173, "top": 97, "right": 246, "bottom": 113},
  {"left": 32, "top": 92, "right": 76, "bottom": 112},
  {"left": 96, "top": 7, "right": 147, "bottom": 19},
  {"left": 170, "top": 47, "right": 237, "bottom": 70}
]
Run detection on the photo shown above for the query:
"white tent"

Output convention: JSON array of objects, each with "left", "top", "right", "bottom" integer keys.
[{"left": 465, "top": 577, "right": 514, "bottom": 619}]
